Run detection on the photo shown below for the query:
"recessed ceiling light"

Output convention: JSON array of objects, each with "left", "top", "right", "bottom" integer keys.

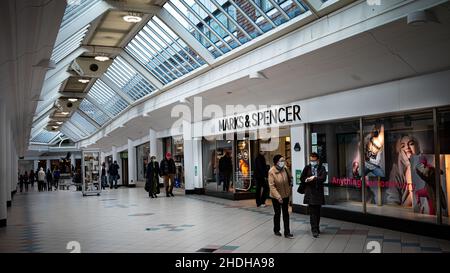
[
  {"left": 68, "top": 98, "right": 78, "bottom": 102},
  {"left": 123, "top": 14, "right": 142, "bottom": 23},
  {"left": 52, "top": 126, "right": 59, "bottom": 129},
  {"left": 56, "top": 121, "right": 63, "bottom": 125},
  {"left": 78, "top": 79, "right": 90, "bottom": 83},
  {"left": 61, "top": 112, "right": 70, "bottom": 115},
  {"left": 95, "top": 55, "right": 110, "bottom": 62}
]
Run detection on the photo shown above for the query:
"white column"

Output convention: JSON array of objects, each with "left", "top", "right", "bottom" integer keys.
[
  {"left": 149, "top": 128, "right": 157, "bottom": 158},
  {"left": 112, "top": 146, "right": 118, "bottom": 163},
  {"left": 192, "top": 138, "right": 203, "bottom": 189},
  {"left": 183, "top": 139, "right": 194, "bottom": 191},
  {"left": 0, "top": 100, "right": 7, "bottom": 225},
  {"left": 70, "top": 153, "right": 76, "bottom": 170},
  {"left": 46, "top": 159, "right": 51, "bottom": 171},
  {"left": 33, "top": 160, "right": 39, "bottom": 171},
  {"left": 12, "top": 146, "right": 17, "bottom": 194},
  {"left": 111, "top": 146, "right": 120, "bottom": 185},
  {"left": 127, "top": 139, "right": 136, "bottom": 186},
  {"left": 5, "top": 125, "right": 11, "bottom": 205},
  {"left": 291, "top": 125, "right": 306, "bottom": 205}
]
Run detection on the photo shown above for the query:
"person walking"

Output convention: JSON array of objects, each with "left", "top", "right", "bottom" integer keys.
[
  {"left": 219, "top": 151, "right": 233, "bottom": 192},
  {"left": 300, "top": 152, "right": 327, "bottom": 238},
  {"left": 53, "top": 168, "right": 60, "bottom": 190},
  {"left": 268, "top": 155, "right": 293, "bottom": 239},
  {"left": 46, "top": 168, "right": 53, "bottom": 191},
  {"left": 101, "top": 163, "right": 107, "bottom": 190},
  {"left": 109, "top": 161, "right": 120, "bottom": 189},
  {"left": 160, "top": 152, "right": 176, "bottom": 197},
  {"left": 29, "top": 170, "right": 35, "bottom": 189},
  {"left": 24, "top": 171, "right": 29, "bottom": 192},
  {"left": 146, "top": 156, "right": 160, "bottom": 198},
  {"left": 38, "top": 167, "right": 45, "bottom": 192},
  {"left": 254, "top": 151, "right": 269, "bottom": 207},
  {"left": 19, "top": 174, "right": 24, "bottom": 193}
]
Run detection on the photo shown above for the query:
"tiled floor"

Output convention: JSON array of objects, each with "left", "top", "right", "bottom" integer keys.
[{"left": 1, "top": 186, "right": 450, "bottom": 253}]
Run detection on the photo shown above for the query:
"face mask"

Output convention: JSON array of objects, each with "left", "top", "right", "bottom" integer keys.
[
  {"left": 277, "top": 161, "right": 285, "bottom": 169},
  {"left": 310, "top": 161, "right": 318, "bottom": 167}
]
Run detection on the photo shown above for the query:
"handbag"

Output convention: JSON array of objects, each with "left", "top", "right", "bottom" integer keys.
[{"left": 297, "top": 182, "right": 306, "bottom": 194}]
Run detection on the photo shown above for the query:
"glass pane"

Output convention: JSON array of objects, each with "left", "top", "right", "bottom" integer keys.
[
  {"left": 311, "top": 120, "right": 363, "bottom": 212},
  {"left": 88, "top": 80, "right": 129, "bottom": 116},
  {"left": 31, "top": 130, "right": 60, "bottom": 144},
  {"left": 104, "top": 56, "right": 156, "bottom": 101},
  {"left": 363, "top": 111, "right": 438, "bottom": 224},
  {"left": 78, "top": 99, "right": 110, "bottom": 126},
  {"left": 439, "top": 107, "right": 450, "bottom": 225},
  {"left": 51, "top": 25, "right": 89, "bottom": 63},
  {"left": 125, "top": 15, "right": 207, "bottom": 85},
  {"left": 70, "top": 112, "right": 97, "bottom": 134}
]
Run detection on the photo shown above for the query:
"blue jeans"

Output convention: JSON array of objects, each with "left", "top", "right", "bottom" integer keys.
[
  {"left": 110, "top": 175, "right": 118, "bottom": 188},
  {"left": 365, "top": 167, "right": 385, "bottom": 204}
]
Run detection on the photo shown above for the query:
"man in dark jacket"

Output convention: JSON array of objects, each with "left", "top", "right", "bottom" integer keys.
[
  {"left": 109, "top": 161, "right": 120, "bottom": 189},
  {"left": 300, "top": 153, "right": 327, "bottom": 238},
  {"left": 219, "top": 151, "right": 233, "bottom": 192},
  {"left": 160, "top": 152, "right": 176, "bottom": 197},
  {"left": 254, "top": 151, "right": 269, "bottom": 207}
]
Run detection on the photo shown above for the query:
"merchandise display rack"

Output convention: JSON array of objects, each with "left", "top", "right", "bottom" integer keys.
[{"left": 81, "top": 149, "right": 101, "bottom": 196}]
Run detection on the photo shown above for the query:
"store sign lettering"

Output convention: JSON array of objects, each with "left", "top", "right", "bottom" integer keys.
[
  {"left": 331, "top": 177, "right": 415, "bottom": 190},
  {"left": 218, "top": 105, "right": 301, "bottom": 132}
]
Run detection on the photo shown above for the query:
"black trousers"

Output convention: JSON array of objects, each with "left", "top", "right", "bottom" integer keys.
[
  {"left": 222, "top": 173, "right": 231, "bottom": 192},
  {"left": 308, "top": 205, "right": 321, "bottom": 233},
  {"left": 271, "top": 197, "right": 290, "bottom": 235},
  {"left": 256, "top": 177, "right": 269, "bottom": 206}
]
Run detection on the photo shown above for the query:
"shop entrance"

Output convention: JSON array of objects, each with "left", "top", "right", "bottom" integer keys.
[
  {"left": 202, "top": 128, "right": 291, "bottom": 200},
  {"left": 120, "top": 152, "right": 129, "bottom": 187},
  {"left": 163, "top": 137, "right": 185, "bottom": 189}
]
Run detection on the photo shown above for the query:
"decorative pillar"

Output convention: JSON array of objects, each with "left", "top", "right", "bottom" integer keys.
[
  {"left": 0, "top": 100, "right": 7, "bottom": 226},
  {"left": 149, "top": 128, "right": 157, "bottom": 158},
  {"left": 291, "top": 125, "right": 306, "bottom": 207},
  {"left": 127, "top": 139, "right": 136, "bottom": 187},
  {"left": 5, "top": 124, "right": 12, "bottom": 207}
]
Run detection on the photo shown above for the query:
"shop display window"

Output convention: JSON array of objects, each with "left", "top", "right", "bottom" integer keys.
[{"left": 310, "top": 109, "right": 450, "bottom": 224}]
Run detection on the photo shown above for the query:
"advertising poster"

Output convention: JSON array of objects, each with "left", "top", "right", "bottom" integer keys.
[{"left": 411, "top": 155, "right": 448, "bottom": 216}]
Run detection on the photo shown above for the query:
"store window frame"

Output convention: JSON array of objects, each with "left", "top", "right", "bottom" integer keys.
[{"left": 306, "top": 106, "right": 448, "bottom": 226}]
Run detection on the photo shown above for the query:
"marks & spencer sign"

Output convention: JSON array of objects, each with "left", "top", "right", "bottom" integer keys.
[{"left": 218, "top": 104, "right": 301, "bottom": 133}]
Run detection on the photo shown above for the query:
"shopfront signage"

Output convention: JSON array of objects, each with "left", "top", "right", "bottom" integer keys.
[{"left": 217, "top": 104, "right": 301, "bottom": 133}]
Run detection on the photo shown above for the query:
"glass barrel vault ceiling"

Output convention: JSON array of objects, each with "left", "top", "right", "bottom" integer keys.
[
  {"left": 163, "top": 0, "right": 309, "bottom": 57},
  {"left": 33, "top": 0, "right": 350, "bottom": 145},
  {"left": 126, "top": 16, "right": 206, "bottom": 85}
]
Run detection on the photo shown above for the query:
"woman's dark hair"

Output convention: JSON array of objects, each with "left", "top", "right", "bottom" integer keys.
[
  {"left": 310, "top": 152, "right": 319, "bottom": 159},
  {"left": 273, "top": 154, "right": 283, "bottom": 164}
]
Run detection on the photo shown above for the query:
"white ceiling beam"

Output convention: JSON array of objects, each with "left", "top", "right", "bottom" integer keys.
[
  {"left": 40, "top": 69, "right": 71, "bottom": 99},
  {"left": 55, "top": 0, "right": 112, "bottom": 47},
  {"left": 301, "top": 0, "right": 320, "bottom": 17},
  {"left": 46, "top": 47, "right": 88, "bottom": 80},
  {"left": 100, "top": 75, "right": 134, "bottom": 105},
  {"left": 157, "top": 8, "right": 215, "bottom": 65},
  {"left": 76, "top": 110, "right": 101, "bottom": 129},
  {"left": 105, "top": 1, "right": 161, "bottom": 14},
  {"left": 119, "top": 50, "right": 164, "bottom": 89}
]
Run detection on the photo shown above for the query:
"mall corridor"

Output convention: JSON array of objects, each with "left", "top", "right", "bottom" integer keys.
[
  {"left": 1, "top": 0, "right": 450, "bottom": 254},
  {"left": 1, "top": 187, "right": 450, "bottom": 253}
]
